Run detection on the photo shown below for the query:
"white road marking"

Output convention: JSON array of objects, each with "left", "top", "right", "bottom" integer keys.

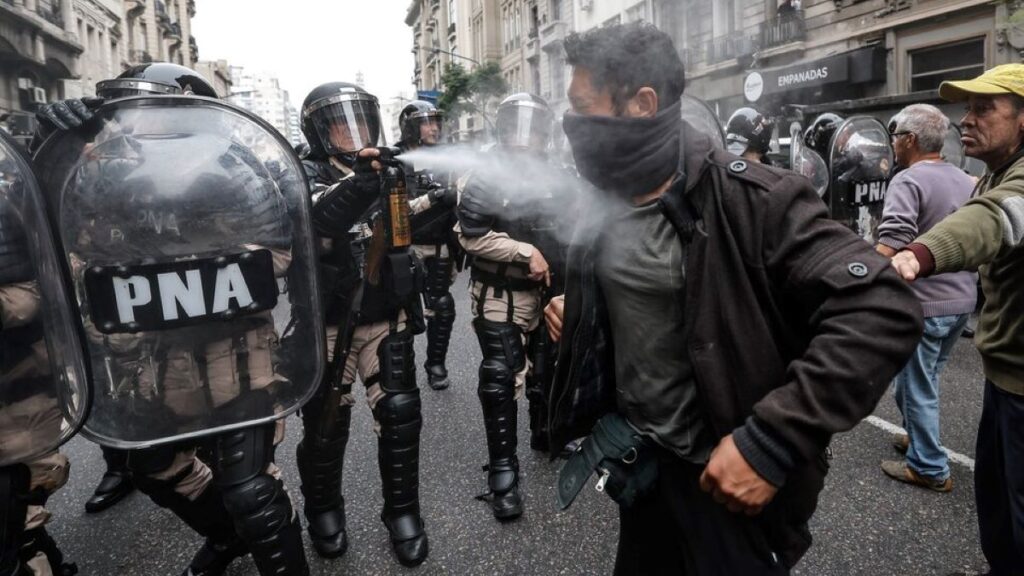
[{"left": 863, "top": 415, "right": 975, "bottom": 471}]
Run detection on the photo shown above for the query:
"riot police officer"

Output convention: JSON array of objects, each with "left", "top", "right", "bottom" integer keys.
[
  {"left": 802, "top": 112, "right": 844, "bottom": 159},
  {"left": 34, "top": 63, "right": 222, "bottom": 516},
  {"left": 295, "top": 82, "right": 430, "bottom": 567},
  {"left": 396, "top": 101, "right": 459, "bottom": 390},
  {"left": 456, "top": 93, "right": 571, "bottom": 520},
  {"left": 33, "top": 63, "right": 313, "bottom": 576},
  {"left": 726, "top": 107, "right": 774, "bottom": 164},
  {"left": 0, "top": 129, "right": 91, "bottom": 576}
]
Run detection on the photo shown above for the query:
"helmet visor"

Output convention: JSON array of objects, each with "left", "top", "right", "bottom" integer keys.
[
  {"left": 96, "top": 79, "right": 182, "bottom": 100},
  {"left": 308, "top": 98, "right": 381, "bottom": 155},
  {"left": 411, "top": 112, "right": 445, "bottom": 145},
  {"left": 497, "top": 104, "right": 552, "bottom": 150}
]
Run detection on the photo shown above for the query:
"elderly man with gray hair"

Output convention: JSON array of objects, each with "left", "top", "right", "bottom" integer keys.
[{"left": 876, "top": 103, "right": 977, "bottom": 492}]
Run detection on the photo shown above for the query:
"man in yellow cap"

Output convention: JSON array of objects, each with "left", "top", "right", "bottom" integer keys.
[{"left": 891, "top": 63, "right": 1024, "bottom": 575}]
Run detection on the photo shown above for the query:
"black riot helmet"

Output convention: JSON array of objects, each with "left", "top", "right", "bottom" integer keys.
[
  {"left": 496, "top": 93, "right": 553, "bottom": 151},
  {"left": 96, "top": 62, "right": 218, "bottom": 100},
  {"left": 726, "top": 107, "right": 774, "bottom": 157},
  {"left": 803, "top": 113, "right": 844, "bottom": 157},
  {"left": 301, "top": 82, "right": 382, "bottom": 160},
  {"left": 399, "top": 100, "right": 444, "bottom": 148}
]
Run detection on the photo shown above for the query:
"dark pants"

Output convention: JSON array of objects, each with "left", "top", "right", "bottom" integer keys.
[
  {"left": 975, "top": 380, "right": 1024, "bottom": 575},
  {"left": 614, "top": 453, "right": 789, "bottom": 576}
]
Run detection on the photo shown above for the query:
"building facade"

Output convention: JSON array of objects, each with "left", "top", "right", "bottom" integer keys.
[
  {"left": 408, "top": 0, "right": 578, "bottom": 141},
  {"left": 193, "top": 57, "right": 230, "bottom": 98},
  {"left": 1, "top": 0, "right": 200, "bottom": 140},
  {"left": 228, "top": 65, "right": 303, "bottom": 147},
  {"left": 653, "top": 0, "right": 1022, "bottom": 144}
]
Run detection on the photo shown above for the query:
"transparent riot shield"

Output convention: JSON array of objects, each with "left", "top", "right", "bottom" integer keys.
[
  {"left": 34, "top": 97, "right": 324, "bottom": 448},
  {"left": 827, "top": 117, "right": 894, "bottom": 244},
  {"left": 941, "top": 124, "right": 966, "bottom": 170},
  {"left": 789, "top": 122, "right": 829, "bottom": 198},
  {"left": 681, "top": 95, "right": 725, "bottom": 150},
  {"left": 0, "top": 131, "right": 90, "bottom": 465}
]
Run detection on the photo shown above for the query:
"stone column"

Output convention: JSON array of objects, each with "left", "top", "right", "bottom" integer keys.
[{"left": 61, "top": 0, "right": 75, "bottom": 35}]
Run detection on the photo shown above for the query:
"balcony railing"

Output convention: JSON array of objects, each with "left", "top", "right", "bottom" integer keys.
[
  {"left": 761, "top": 10, "right": 806, "bottom": 49},
  {"left": 680, "top": 47, "right": 702, "bottom": 70},
  {"left": 704, "top": 32, "right": 756, "bottom": 65}
]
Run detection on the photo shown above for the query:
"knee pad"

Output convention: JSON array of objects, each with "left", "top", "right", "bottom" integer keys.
[
  {"left": 431, "top": 293, "right": 456, "bottom": 320},
  {"left": 423, "top": 257, "right": 453, "bottom": 297},
  {"left": 474, "top": 319, "right": 525, "bottom": 375},
  {"left": 375, "top": 392, "right": 422, "bottom": 446},
  {"left": 213, "top": 425, "right": 273, "bottom": 488},
  {"left": 220, "top": 474, "right": 293, "bottom": 543},
  {"left": 377, "top": 330, "right": 416, "bottom": 395}
]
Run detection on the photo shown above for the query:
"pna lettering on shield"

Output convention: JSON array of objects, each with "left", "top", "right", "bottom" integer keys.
[
  {"left": 854, "top": 181, "right": 888, "bottom": 205},
  {"left": 113, "top": 263, "right": 251, "bottom": 323}
]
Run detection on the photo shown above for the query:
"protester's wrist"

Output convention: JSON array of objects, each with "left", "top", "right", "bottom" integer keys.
[{"left": 905, "top": 243, "right": 935, "bottom": 277}]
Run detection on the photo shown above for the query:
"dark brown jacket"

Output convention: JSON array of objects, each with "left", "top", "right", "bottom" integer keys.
[{"left": 548, "top": 125, "right": 922, "bottom": 567}]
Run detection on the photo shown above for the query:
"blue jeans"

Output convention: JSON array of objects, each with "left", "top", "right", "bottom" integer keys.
[{"left": 893, "top": 313, "right": 968, "bottom": 480}]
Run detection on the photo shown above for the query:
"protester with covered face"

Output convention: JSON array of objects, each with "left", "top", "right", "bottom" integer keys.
[
  {"left": 545, "top": 22, "right": 922, "bottom": 573},
  {"left": 890, "top": 63, "right": 1024, "bottom": 574}
]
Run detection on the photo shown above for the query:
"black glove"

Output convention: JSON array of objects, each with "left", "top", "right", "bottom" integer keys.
[
  {"left": 427, "top": 184, "right": 457, "bottom": 208},
  {"left": 30, "top": 97, "right": 104, "bottom": 155},
  {"left": 36, "top": 97, "right": 103, "bottom": 132},
  {"left": 351, "top": 153, "right": 382, "bottom": 197}
]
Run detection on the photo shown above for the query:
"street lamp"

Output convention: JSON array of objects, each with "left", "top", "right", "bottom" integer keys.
[{"left": 412, "top": 46, "right": 481, "bottom": 66}]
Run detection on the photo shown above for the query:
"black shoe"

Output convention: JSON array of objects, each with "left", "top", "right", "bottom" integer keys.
[
  {"left": 425, "top": 364, "right": 449, "bottom": 390},
  {"left": 179, "top": 537, "right": 247, "bottom": 576},
  {"left": 381, "top": 512, "right": 429, "bottom": 567},
  {"left": 961, "top": 327, "right": 975, "bottom": 339},
  {"left": 489, "top": 484, "right": 524, "bottom": 521},
  {"left": 306, "top": 508, "right": 348, "bottom": 559},
  {"left": 84, "top": 471, "right": 134, "bottom": 513},
  {"left": 477, "top": 461, "right": 524, "bottom": 521}
]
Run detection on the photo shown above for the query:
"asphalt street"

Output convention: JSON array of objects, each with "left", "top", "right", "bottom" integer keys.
[{"left": 49, "top": 272, "right": 991, "bottom": 575}]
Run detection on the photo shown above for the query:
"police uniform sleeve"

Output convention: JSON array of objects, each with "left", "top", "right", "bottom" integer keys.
[
  {"left": 455, "top": 178, "right": 496, "bottom": 238},
  {"left": 310, "top": 176, "right": 378, "bottom": 237},
  {"left": 732, "top": 170, "right": 922, "bottom": 487},
  {"left": 454, "top": 178, "right": 535, "bottom": 263}
]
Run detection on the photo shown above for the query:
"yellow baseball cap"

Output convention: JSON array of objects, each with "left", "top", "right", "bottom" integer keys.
[{"left": 939, "top": 64, "right": 1024, "bottom": 102}]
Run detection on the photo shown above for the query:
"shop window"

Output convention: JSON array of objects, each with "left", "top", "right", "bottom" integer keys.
[{"left": 909, "top": 38, "right": 985, "bottom": 93}]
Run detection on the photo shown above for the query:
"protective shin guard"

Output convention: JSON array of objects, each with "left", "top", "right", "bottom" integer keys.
[
  {"left": 525, "top": 328, "right": 552, "bottom": 452},
  {"left": 215, "top": 427, "right": 309, "bottom": 576},
  {"left": 131, "top": 460, "right": 244, "bottom": 576},
  {"left": 424, "top": 292, "right": 455, "bottom": 390},
  {"left": 474, "top": 319, "right": 525, "bottom": 521},
  {"left": 296, "top": 392, "right": 352, "bottom": 559},
  {"left": 526, "top": 379, "right": 550, "bottom": 453},
  {"left": 375, "top": 330, "right": 428, "bottom": 567}
]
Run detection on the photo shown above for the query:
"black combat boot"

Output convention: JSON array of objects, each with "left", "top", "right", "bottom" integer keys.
[
  {"left": 296, "top": 403, "right": 351, "bottom": 559},
  {"left": 376, "top": 385, "right": 429, "bottom": 566}
]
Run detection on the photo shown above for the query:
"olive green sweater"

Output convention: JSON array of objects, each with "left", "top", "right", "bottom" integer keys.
[{"left": 913, "top": 151, "right": 1024, "bottom": 395}]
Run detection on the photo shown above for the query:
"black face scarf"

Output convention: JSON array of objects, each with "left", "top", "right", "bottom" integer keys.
[{"left": 563, "top": 100, "right": 682, "bottom": 199}]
